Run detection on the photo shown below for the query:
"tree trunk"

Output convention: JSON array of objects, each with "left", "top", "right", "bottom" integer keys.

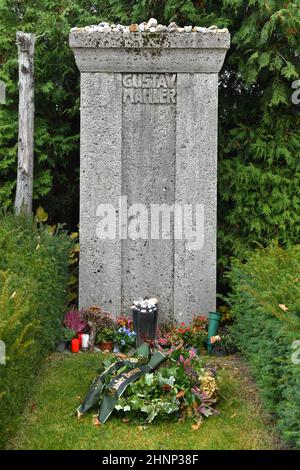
[{"left": 15, "top": 32, "right": 35, "bottom": 215}]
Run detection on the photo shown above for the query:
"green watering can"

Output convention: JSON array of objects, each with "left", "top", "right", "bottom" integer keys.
[{"left": 207, "top": 311, "right": 222, "bottom": 354}]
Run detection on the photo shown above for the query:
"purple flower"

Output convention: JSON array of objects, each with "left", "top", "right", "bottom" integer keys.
[
  {"left": 64, "top": 309, "right": 87, "bottom": 333},
  {"left": 189, "top": 348, "right": 196, "bottom": 359}
]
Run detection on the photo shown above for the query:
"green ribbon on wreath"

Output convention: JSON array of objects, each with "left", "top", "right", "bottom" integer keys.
[
  {"left": 99, "top": 348, "right": 166, "bottom": 424},
  {"left": 77, "top": 343, "right": 166, "bottom": 424}
]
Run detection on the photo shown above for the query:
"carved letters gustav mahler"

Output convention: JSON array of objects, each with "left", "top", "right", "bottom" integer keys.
[{"left": 123, "top": 73, "right": 177, "bottom": 104}]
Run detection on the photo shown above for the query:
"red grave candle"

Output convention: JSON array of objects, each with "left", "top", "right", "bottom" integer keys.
[
  {"left": 71, "top": 338, "right": 79, "bottom": 353},
  {"left": 78, "top": 333, "right": 83, "bottom": 348}
]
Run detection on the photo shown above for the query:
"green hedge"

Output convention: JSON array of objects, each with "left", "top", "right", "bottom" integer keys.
[
  {"left": 228, "top": 243, "right": 300, "bottom": 449},
  {"left": 0, "top": 214, "right": 72, "bottom": 448}
]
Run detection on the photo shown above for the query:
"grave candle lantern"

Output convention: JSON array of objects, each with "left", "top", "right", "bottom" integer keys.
[
  {"left": 71, "top": 338, "right": 80, "bottom": 353},
  {"left": 81, "top": 334, "right": 89, "bottom": 351}
]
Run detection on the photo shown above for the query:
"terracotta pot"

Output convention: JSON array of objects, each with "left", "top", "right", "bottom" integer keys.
[{"left": 99, "top": 341, "right": 113, "bottom": 352}]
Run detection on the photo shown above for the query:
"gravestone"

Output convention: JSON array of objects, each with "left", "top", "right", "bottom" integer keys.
[{"left": 70, "top": 23, "right": 230, "bottom": 322}]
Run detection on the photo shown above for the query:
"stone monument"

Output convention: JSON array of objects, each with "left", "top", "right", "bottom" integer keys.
[{"left": 69, "top": 20, "right": 230, "bottom": 322}]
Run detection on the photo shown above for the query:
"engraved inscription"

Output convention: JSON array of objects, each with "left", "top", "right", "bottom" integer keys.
[{"left": 123, "top": 73, "right": 177, "bottom": 104}]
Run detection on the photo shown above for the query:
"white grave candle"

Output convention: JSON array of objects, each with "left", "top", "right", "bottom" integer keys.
[{"left": 81, "top": 334, "right": 89, "bottom": 351}]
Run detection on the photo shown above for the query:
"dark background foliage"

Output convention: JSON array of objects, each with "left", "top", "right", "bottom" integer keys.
[{"left": 0, "top": 0, "right": 299, "bottom": 291}]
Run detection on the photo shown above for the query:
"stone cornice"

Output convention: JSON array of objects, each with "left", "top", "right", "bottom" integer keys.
[{"left": 69, "top": 31, "right": 230, "bottom": 73}]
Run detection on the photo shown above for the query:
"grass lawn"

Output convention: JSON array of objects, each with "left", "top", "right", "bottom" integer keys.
[{"left": 9, "top": 352, "right": 282, "bottom": 450}]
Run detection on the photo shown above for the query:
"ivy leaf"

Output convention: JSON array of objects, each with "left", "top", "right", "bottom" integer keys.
[{"left": 145, "top": 373, "right": 154, "bottom": 387}]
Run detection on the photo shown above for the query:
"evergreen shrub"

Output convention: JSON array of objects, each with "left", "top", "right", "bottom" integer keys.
[
  {"left": 228, "top": 243, "right": 300, "bottom": 448},
  {"left": 0, "top": 214, "right": 72, "bottom": 448}
]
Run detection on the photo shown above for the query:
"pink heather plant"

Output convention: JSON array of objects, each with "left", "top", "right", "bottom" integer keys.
[{"left": 64, "top": 309, "right": 88, "bottom": 334}]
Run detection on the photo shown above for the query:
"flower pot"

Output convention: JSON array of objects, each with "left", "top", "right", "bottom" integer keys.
[
  {"left": 207, "top": 311, "right": 221, "bottom": 354},
  {"left": 99, "top": 341, "right": 113, "bottom": 352}
]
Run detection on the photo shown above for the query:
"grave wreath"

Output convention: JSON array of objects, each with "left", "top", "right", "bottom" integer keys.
[
  {"left": 77, "top": 343, "right": 219, "bottom": 427},
  {"left": 77, "top": 343, "right": 165, "bottom": 423}
]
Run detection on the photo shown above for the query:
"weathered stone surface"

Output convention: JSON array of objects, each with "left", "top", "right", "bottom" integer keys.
[
  {"left": 69, "top": 30, "right": 230, "bottom": 48},
  {"left": 174, "top": 74, "right": 218, "bottom": 322},
  {"left": 70, "top": 28, "right": 230, "bottom": 321},
  {"left": 70, "top": 32, "right": 230, "bottom": 74},
  {"left": 79, "top": 72, "right": 122, "bottom": 314},
  {"left": 121, "top": 73, "right": 177, "bottom": 317}
]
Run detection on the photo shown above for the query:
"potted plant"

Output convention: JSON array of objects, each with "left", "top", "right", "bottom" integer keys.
[
  {"left": 115, "top": 326, "right": 136, "bottom": 352},
  {"left": 96, "top": 327, "right": 115, "bottom": 352},
  {"left": 81, "top": 305, "right": 115, "bottom": 349},
  {"left": 164, "top": 316, "right": 208, "bottom": 353},
  {"left": 64, "top": 308, "right": 88, "bottom": 335}
]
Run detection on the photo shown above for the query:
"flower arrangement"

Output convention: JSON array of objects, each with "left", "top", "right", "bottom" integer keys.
[
  {"left": 81, "top": 305, "right": 116, "bottom": 348},
  {"left": 77, "top": 314, "right": 222, "bottom": 427},
  {"left": 210, "top": 335, "right": 222, "bottom": 345},
  {"left": 96, "top": 327, "right": 116, "bottom": 344},
  {"left": 60, "top": 309, "right": 88, "bottom": 349},
  {"left": 96, "top": 327, "right": 116, "bottom": 352},
  {"left": 114, "top": 325, "right": 136, "bottom": 352},
  {"left": 64, "top": 308, "right": 87, "bottom": 334},
  {"left": 116, "top": 316, "right": 133, "bottom": 330},
  {"left": 114, "top": 346, "right": 219, "bottom": 425},
  {"left": 158, "top": 315, "right": 208, "bottom": 351},
  {"left": 157, "top": 337, "right": 172, "bottom": 348},
  {"left": 192, "top": 315, "right": 208, "bottom": 330}
]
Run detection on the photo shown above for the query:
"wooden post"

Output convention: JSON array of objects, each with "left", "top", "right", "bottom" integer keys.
[{"left": 15, "top": 32, "right": 35, "bottom": 215}]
